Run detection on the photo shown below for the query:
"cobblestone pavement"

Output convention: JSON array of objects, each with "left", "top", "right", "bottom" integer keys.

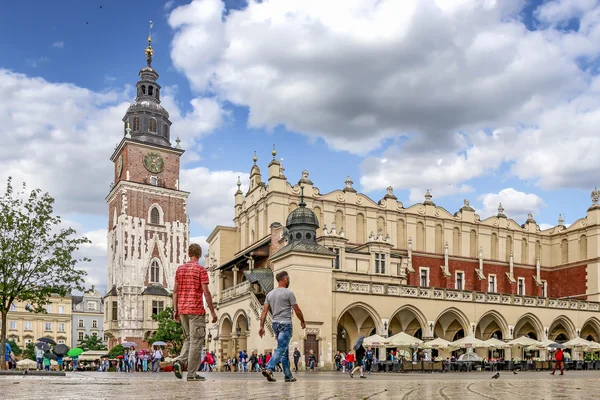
[{"left": 2, "top": 371, "right": 600, "bottom": 399}]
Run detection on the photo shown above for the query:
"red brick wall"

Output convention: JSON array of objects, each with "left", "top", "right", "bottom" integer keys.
[
  {"left": 542, "top": 265, "right": 587, "bottom": 298},
  {"left": 118, "top": 143, "right": 181, "bottom": 191},
  {"left": 409, "top": 254, "right": 587, "bottom": 297}
]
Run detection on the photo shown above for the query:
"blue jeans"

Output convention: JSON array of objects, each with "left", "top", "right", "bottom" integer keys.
[{"left": 266, "top": 323, "right": 293, "bottom": 379}]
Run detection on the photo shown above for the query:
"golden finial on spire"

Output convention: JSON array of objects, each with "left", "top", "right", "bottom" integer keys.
[
  {"left": 272, "top": 144, "right": 277, "bottom": 159},
  {"left": 145, "top": 20, "right": 154, "bottom": 66},
  {"left": 253, "top": 150, "right": 258, "bottom": 164}
]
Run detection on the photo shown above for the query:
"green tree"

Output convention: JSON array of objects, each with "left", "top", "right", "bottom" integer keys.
[
  {"left": 7, "top": 340, "right": 21, "bottom": 357},
  {"left": 148, "top": 306, "right": 184, "bottom": 355},
  {"left": 0, "top": 178, "right": 89, "bottom": 369},
  {"left": 23, "top": 342, "right": 36, "bottom": 361},
  {"left": 108, "top": 344, "right": 125, "bottom": 359},
  {"left": 79, "top": 335, "right": 107, "bottom": 352}
]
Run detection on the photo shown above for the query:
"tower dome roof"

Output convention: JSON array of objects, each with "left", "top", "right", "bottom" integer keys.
[{"left": 286, "top": 205, "right": 319, "bottom": 228}]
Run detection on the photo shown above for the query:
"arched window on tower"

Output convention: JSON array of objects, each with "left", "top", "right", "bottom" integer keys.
[
  {"left": 149, "top": 118, "right": 157, "bottom": 133},
  {"left": 150, "top": 207, "right": 160, "bottom": 225},
  {"left": 164, "top": 125, "right": 169, "bottom": 139},
  {"left": 148, "top": 86, "right": 154, "bottom": 96},
  {"left": 156, "top": 88, "right": 160, "bottom": 100},
  {"left": 133, "top": 117, "right": 140, "bottom": 131},
  {"left": 150, "top": 260, "right": 160, "bottom": 284},
  {"left": 141, "top": 85, "right": 146, "bottom": 95}
]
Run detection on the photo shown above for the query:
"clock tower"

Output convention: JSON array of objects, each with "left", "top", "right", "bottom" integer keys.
[{"left": 104, "top": 27, "right": 189, "bottom": 347}]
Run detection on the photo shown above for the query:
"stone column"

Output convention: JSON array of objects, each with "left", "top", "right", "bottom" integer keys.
[{"left": 233, "top": 267, "right": 239, "bottom": 287}]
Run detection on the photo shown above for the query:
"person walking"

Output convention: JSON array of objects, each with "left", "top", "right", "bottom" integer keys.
[
  {"left": 307, "top": 350, "right": 317, "bottom": 373},
  {"left": 259, "top": 270, "right": 306, "bottom": 383},
  {"left": 350, "top": 342, "right": 367, "bottom": 379},
  {"left": 172, "top": 243, "right": 217, "bottom": 382},
  {"left": 551, "top": 348, "right": 565, "bottom": 376},
  {"left": 293, "top": 347, "right": 301, "bottom": 372}
]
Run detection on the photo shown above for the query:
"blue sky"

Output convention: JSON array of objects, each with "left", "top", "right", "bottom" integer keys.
[{"left": 2, "top": 0, "right": 599, "bottom": 291}]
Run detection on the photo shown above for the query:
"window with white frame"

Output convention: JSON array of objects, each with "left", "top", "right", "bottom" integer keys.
[
  {"left": 150, "top": 261, "right": 160, "bottom": 283},
  {"left": 420, "top": 268, "right": 429, "bottom": 287},
  {"left": 58, "top": 306, "right": 65, "bottom": 314},
  {"left": 329, "top": 248, "right": 340, "bottom": 269},
  {"left": 78, "top": 319, "right": 84, "bottom": 328},
  {"left": 542, "top": 281, "right": 548, "bottom": 298},
  {"left": 152, "top": 300, "right": 164, "bottom": 316},
  {"left": 488, "top": 275, "right": 496, "bottom": 293},
  {"left": 374, "top": 253, "right": 386, "bottom": 274},
  {"left": 45, "top": 304, "right": 52, "bottom": 313},
  {"left": 517, "top": 277, "right": 525, "bottom": 296},
  {"left": 78, "top": 332, "right": 84, "bottom": 341},
  {"left": 92, "top": 320, "right": 98, "bottom": 329},
  {"left": 24, "top": 321, "right": 32, "bottom": 330},
  {"left": 58, "top": 323, "right": 65, "bottom": 332},
  {"left": 9, "top": 303, "right": 16, "bottom": 312},
  {"left": 9, "top": 320, "right": 17, "bottom": 330},
  {"left": 455, "top": 271, "right": 465, "bottom": 291},
  {"left": 44, "top": 322, "right": 52, "bottom": 331},
  {"left": 87, "top": 301, "right": 97, "bottom": 311}
]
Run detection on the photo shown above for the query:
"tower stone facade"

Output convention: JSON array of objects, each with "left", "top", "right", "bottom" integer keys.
[{"left": 103, "top": 32, "right": 189, "bottom": 347}]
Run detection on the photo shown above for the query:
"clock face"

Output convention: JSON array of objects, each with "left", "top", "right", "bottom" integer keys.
[
  {"left": 143, "top": 152, "right": 165, "bottom": 174},
  {"left": 116, "top": 155, "right": 123, "bottom": 178}
]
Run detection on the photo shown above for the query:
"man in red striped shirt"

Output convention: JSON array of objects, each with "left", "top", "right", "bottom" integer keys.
[{"left": 172, "top": 243, "right": 217, "bottom": 381}]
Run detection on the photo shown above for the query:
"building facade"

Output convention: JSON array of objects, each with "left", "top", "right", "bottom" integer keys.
[
  {"left": 71, "top": 290, "right": 105, "bottom": 348},
  {"left": 103, "top": 31, "right": 189, "bottom": 347},
  {"left": 206, "top": 152, "right": 600, "bottom": 369},
  {"left": 4, "top": 295, "right": 72, "bottom": 348}
]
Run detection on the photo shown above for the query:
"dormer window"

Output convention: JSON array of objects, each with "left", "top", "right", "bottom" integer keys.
[
  {"left": 133, "top": 117, "right": 140, "bottom": 131},
  {"left": 149, "top": 118, "right": 157, "bottom": 133},
  {"left": 150, "top": 260, "right": 160, "bottom": 283}
]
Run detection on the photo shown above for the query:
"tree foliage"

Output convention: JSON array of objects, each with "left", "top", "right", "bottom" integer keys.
[
  {"left": 0, "top": 178, "right": 89, "bottom": 369},
  {"left": 108, "top": 344, "right": 125, "bottom": 359},
  {"left": 23, "top": 342, "right": 36, "bottom": 361},
  {"left": 79, "top": 335, "right": 107, "bottom": 352},
  {"left": 148, "top": 306, "right": 184, "bottom": 355}
]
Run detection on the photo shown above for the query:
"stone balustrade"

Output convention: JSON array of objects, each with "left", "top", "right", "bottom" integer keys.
[
  {"left": 221, "top": 280, "right": 250, "bottom": 302},
  {"left": 334, "top": 280, "right": 600, "bottom": 311}
]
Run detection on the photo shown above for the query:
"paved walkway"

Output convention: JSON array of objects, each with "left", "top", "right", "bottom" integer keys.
[{"left": 1, "top": 371, "right": 600, "bottom": 399}]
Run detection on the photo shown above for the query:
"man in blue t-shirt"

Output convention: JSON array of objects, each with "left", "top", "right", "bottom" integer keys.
[{"left": 365, "top": 347, "right": 374, "bottom": 374}]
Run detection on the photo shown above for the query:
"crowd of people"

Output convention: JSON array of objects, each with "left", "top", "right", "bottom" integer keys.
[{"left": 116, "top": 347, "right": 164, "bottom": 372}]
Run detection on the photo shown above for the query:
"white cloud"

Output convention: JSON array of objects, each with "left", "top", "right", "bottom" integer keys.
[
  {"left": 27, "top": 57, "right": 49, "bottom": 68},
  {"left": 52, "top": 41, "right": 64, "bottom": 49},
  {"left": 477, "top": 188, "right": 546, "bottom": 222},
  {"left": 190, "top": 235, "right": 209, "bottom": 262},
  {"left": 168, "top": 0, "right": 600, "bottom": 198},
  {"left": 181, "top": 168, "right": 249, "bottom": 231},
  {"left": 76, "top": 229, "right": 108, "bottom": 293},
  {"left": 165, "top": 0, "right": 175, "bottom": 11}
]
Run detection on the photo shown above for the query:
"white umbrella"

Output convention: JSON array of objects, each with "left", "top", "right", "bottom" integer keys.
[
  {"left": 485, "top": 338, "right": 508, "bottom": 348},
  {"left": 422, "top": 337, "right": 453, "bottom": 349},
  {"left": 363, "top": 334, "right": 391, "bottom": 347},
  {"left": 562, "top": 337, "right": 597, "bottom": 349},
  {"left": 451, "top": 336, "right": 489, "bottom": 348},
  {"left": 507, "top": 336, "right": 542, "bottom": 347},
  {"left": 387, "top": 332, "right": 423, "bottom": 347}
]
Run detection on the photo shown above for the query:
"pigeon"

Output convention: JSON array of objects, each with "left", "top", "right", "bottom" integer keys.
[
  {"left": 491, "top": 372, "right": 500, "bottom": 379},
  {"left": 513, "top": 370, "right": 518, "bottom": 374}
]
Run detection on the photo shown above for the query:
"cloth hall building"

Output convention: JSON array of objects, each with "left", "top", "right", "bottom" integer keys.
[{"left": 206, "top": 152, "right": 600, "bottom": 369}]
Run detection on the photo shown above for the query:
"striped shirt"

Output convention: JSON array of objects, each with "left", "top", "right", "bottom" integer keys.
[{"left": 175, "top": 261, "right": 209, "bottom": 315}]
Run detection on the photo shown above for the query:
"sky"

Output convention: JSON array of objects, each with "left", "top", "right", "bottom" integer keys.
[{"left": 2, "top": 0, "right": 600, "bottom": 293}]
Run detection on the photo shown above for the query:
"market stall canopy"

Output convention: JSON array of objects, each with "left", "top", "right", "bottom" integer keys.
[
  {"left": 363, "top": 334, "right": 391, "bottom": 347},
  {"left": 534, "top": 339, "right": 559, "bottom": 349},
  {"left": 484, "top": 338, "right": 508, "bottom": 348},
  {"left": 562, "top": 337, "right": 599, "bottom": 349},
  {"left": 507, "top": 336, "right": 542, "bottom": 347},
  {"left": 421, "top": 337, "right": 453, "bottom": 349},
  {"left": 79, "top": 350, "right": 111, "bottom": 361},
  {"left": 451, "top": 336, "right": 489, "bottom": 348},
  {"left": 387, "top": 332, "right": 423, "bottom": 347}
]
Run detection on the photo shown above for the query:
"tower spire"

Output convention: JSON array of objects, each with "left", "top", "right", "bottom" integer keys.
[
  {"left": 145, "top": 20, "right": 154, "bottom": 67},
  {"left": 299, "top": 185, "right": 306, "bottom": 207}
]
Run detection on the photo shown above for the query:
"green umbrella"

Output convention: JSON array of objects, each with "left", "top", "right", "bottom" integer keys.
[{"left": 67, "top": 348, "right": 84, "bottom": 357}]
